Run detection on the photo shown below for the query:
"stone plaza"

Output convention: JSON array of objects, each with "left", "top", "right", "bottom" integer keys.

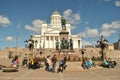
[{"left": 0, "top": 57, "right": 120, "bottom": 80}]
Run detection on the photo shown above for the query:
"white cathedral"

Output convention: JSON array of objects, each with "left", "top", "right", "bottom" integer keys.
[{"left": 31, "top": 10, "right": 82, "bottom": 49}]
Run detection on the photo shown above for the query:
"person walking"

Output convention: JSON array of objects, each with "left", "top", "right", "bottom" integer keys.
[
  {"left": 45, "top": 55, "right": 52, "bottom": 71},
  {"left": 63, "top": 55, "right": 67, "bottom": 70},
  {"left": 51, "top": 54, "right": 57, "bottom": 73}
]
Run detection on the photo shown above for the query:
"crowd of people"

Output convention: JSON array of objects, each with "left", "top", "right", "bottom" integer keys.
[
  {"left": 81, "top": 57, "right": 117, "bottom": 69},
  {"left": 81, "top": 58, "right": 95, "bottom": 69},
  {"left": 11, "top": 56, "right": 19, "bottom": 68},
  {"left": 44, "top": 54, "right": 67, "bottom": 73},
  {"left": 57, "top": 55, "right": 67, "bottom": 73},
  {"left": 19, "top": 54, "right": 67, "bottom": 73},
  {"left": 103, "top": 58, "right": 117, "bottom": 68},
  {"left": 22, "top": 56, "right": 41, "bottom": 69},
  {"left": 10, "top": 53, "right": 117, "bottom": 73}
]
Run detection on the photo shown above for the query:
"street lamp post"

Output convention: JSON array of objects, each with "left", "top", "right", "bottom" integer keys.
[
  {"left": 24, "top": 40, "right": 28, "bottom": 48},
  {"left": 24, "top": 38, "right": 34, "bottom": 60},
  {"left": 97, "top": 35, "right": 108, "bottom": 60},
  {"left": 34, "top": 40, "right": 38, "bottom": 54},
  {"left": 35, "top": 40, "right": 38, "bottom": 48}
]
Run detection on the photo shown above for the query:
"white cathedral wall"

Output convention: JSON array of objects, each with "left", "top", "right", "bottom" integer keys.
[
  {"left": 32, "top": 35, "right": 82, "bottom": 49},
  {"left": 45, "top": 40, "right": 49, "bottom": 48},
  {"left": 41, "top": 40, "right": 44, "bottom": 48},
  {"left": 73, "top": 40, "right": 78, "bottom": 48}
]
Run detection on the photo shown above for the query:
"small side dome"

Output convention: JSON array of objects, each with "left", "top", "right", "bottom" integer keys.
[{"left": 43, "top": 20, "right": 47, "bottom": 24}]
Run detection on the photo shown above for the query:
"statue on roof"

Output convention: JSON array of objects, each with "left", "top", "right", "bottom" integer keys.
[{"left": 61, "top": 17, "right": 66, "bottom": 30}]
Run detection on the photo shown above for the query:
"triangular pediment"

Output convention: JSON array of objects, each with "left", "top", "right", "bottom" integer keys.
[{"left": 45, "top": 28, "right": 62, "bottom": 34}]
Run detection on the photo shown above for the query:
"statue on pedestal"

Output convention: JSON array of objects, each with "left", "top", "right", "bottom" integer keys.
[
  {"left": 60, "top": 37, "right": 70, "bottom": 50},
  {"left": 69, "top": 38, "right": 73, "bottom": 50},
  {"left": 65, "top": 39, "right": 69, "bottom": 49},
  {"left": 61, "top": 37, "right": 65, "bottom": 49},
  {"left": 61, "top": 17, "right": 66, "bottom": 30},
  {"left": 55, "top": 40, "right": 60, "bottom": 50}
]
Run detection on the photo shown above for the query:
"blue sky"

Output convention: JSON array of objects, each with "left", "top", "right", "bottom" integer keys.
[{"left": 0, "top": 0, "right": 120, "bottom": 49}]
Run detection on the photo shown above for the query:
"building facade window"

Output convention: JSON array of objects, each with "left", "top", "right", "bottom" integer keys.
[
  {"left": 50, "top": 36, "right": 53, "bottom": 40},
  {"left": 55, "top": 36, "right": 58, "bottom": 40}
]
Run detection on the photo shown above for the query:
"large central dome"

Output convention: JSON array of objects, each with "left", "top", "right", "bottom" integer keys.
[
  {"left": 50, "top": 10, "right": 62, "bottom": 27},
  {"left": 52, "top": 10, "right": 60, "bottom": 15}
]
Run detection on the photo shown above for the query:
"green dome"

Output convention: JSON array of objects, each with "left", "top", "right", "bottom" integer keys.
[{"left": 52, "top": 10, "right": 60, "bottom": 15}]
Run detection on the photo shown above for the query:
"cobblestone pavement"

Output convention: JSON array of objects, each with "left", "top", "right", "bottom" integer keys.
[{"left": 0, "top": 59, "right": 120, "bottom": 80}]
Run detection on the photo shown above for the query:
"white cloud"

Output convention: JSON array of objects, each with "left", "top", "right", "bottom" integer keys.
[
  {"left": 63, "top": 9, "right": 81, "bottom": 25},
  {"left": 102, "top": 23, "right": 112, "bottom": 30},
  {"left": 0, "top": 15, "right": 11, "bottom": 27},
  {"left": 25, "top": 19, "right": 43, "bottom": 33},
  {"left": 101, "top": 29, "right": 116, "bottom": 37},
  {"left": 79, "top": 20, "right": 120, "bottom": 44},
  {"left": 101, "top": 20, "right": 120, "bottom": 37},
  {"left": 82, "top": 40, "right": 91, "bottom": 46},
  {"left": 63, "top": 9, "right": 72, "bottom": 17},
  {"left": 104, "top": 0, "right": 120, "bottom": 7},
  {"left": 81, "top": 27, "right": 99, "bottom": 38},
  {"left": 6, "top": 36, "right": 14, "bottom": 41},
  {"left": 115, "top": 0, "right": 120, "bottom": 7}
]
